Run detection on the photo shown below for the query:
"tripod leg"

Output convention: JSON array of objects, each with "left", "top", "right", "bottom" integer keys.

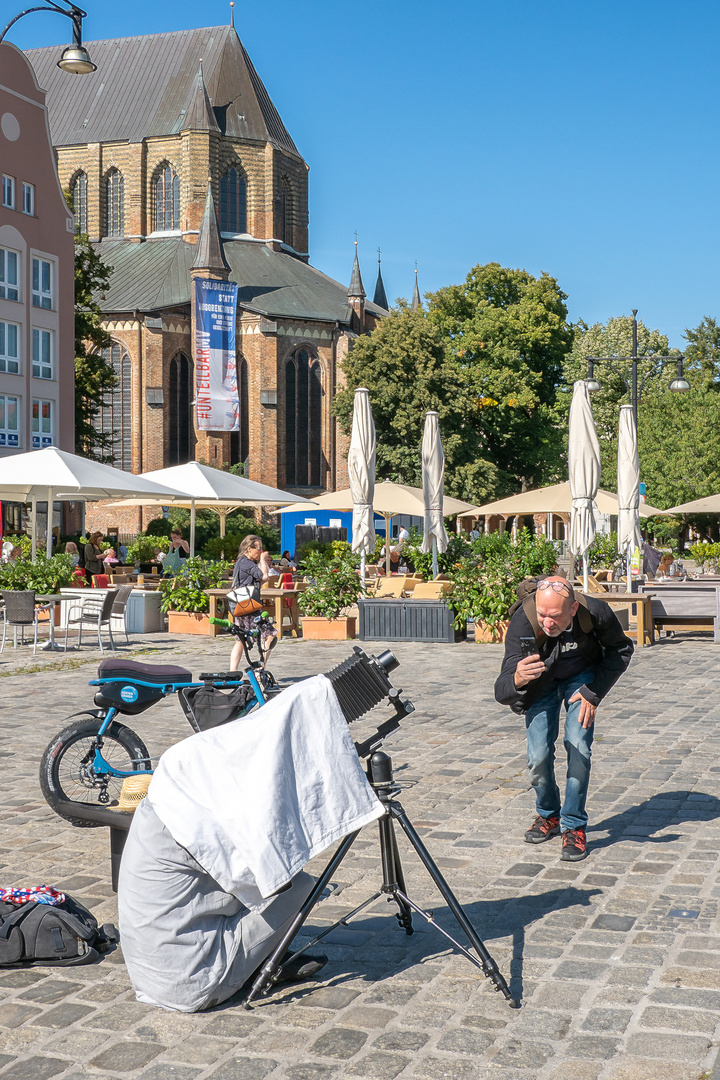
[
  {"left": 390, "top": 802, "right": 519, "bottom": 1007},
  {"left": 242, "top": 829, "right": 360, "bottom": 1008},
  {"left": 377, "top": 813, "right": 413, "bottom": 934}
]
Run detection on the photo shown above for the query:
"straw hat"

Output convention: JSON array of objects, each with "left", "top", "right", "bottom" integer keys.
[{"left": 117, "top": 774, "right": 152, "bottom": 811}]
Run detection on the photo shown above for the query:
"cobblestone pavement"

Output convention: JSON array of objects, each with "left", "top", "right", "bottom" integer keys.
[{"left": 0, "top": 629, "right": 718, "bottom": 1079}]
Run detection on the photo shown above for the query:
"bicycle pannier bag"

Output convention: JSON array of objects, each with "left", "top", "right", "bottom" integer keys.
[
  {"left": 227, "top": 585, "right": 262, "bottom": 617},
  {"left": 0, "top": 895, "right": 113, "bottom": 967}
]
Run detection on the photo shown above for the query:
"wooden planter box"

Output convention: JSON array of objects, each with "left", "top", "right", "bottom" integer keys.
[
  {"left": 358, "top": 599, "right": 465, "bottom": 643},
  {"left": 167, "top": 610, "right": 213, "bottom": 636},
  {"left": 474, "top": 620, "right": 510, "bottom": 644},
  {"left": 301, "top": 616, "right": 357, "bottom": 641}
]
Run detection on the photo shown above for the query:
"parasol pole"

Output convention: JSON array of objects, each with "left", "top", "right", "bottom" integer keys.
[
  {"left": 30, "top": 496, "right": 37, "bottom": 560},
  {"left": 432, "top": 535, "right": 438, "bottom": 579},
  {"left": 189, "top": 500, "right": 196, "bottom": 558},
  {"left": 583, "top": 552, "right": 589, "bottom": 594},
  {"left": 46, "top": 486, "right": 53, "bottom": 558},
  {"left": 384, "top": 512, "right": 391, "bottom": 575}
]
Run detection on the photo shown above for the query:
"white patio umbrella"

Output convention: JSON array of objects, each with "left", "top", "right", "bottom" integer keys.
[
  {"left": 617, "top": 404, "right": 642, "bottom": 591},
  {"left": 111, "top": 462, "right": 311, "bottom": 556},
  {"left": 568, "top": 381, "right": 601, "bottom": 593},
  {"left": 457, "top": 481, "right": 665, "bottom": 520},
  {"left": 420, "top": 411, "right": 449, "bottom": 578},
  {"left": 347, "top": 388, "right": 376, "bottom": 579},
  {"left": 0, "top": 447, "right": 188, "bottom": 558}
]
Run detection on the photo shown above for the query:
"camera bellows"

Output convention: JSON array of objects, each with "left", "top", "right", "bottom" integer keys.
[{"left": 324, "top": 647, "right": 398, "bottom": 724}]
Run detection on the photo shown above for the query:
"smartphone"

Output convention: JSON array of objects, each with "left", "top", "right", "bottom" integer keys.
[{"left": 520, "top": 637, "right": 538, "bottom": 659}]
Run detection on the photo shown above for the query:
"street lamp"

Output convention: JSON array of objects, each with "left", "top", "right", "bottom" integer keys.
[
  {"left": 586, "top": 309, "right": 690, "bottom": 419},
  {"left": 1, "top": 2, "right": 96, "bottom": 74}
]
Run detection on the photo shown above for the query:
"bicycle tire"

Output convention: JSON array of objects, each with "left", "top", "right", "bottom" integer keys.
[{"left": 40, "top": 714, "right": 151, "bottom": 827}]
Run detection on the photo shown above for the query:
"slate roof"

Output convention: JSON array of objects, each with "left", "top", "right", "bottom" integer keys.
[
  {"left": 95, "top": 238, "right": 386, "bottom": 324},
  {"left": 25, "top": 25, "right": 300, "bottom": 157}
]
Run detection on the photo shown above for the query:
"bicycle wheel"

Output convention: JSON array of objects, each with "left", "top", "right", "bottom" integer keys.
[{"left": 40, "top": 714, "right": 151, "bottom": 826}]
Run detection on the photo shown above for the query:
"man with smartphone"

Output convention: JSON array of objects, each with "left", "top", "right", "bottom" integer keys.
[{"left": 494, "top": 576, "right": 633, "bottom": 861}]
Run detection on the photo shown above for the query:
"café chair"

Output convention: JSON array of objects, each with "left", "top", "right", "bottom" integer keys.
[
  {"left": 91, "top": 573, "right": 110, "bottom": 589},
  {"left": 111, "top": 584, "right": 134, "bottom": 645},
  {"left": 0, "top": 590, "right": 52, "bottom": 654},
  {"left": 64, "top": 589, "right": 118, "bottom": 653}
]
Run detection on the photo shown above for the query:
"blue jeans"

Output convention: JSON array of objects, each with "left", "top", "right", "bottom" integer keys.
[{"left": 524, "top": 667, "right": 596, "bottom": 832}]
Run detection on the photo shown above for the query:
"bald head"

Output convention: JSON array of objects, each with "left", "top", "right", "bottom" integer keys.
[{"left": 535, "top": 576, "right": 578, "bottom": 637}]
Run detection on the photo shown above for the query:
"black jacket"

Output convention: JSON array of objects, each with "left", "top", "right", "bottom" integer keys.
[{"left": 494, "top": 593, "right": 634, "bottom": 714}]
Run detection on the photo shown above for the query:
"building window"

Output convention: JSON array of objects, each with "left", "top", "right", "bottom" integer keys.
[
  {"left": 219, "top": 168, "right": 247, "bottom": 234},
  {"left": 105, "top": 169, "right": 124, "bottom": 237},
  {"left": 154, "top": 163, "right": 180, "bottom": 231},
  {"left": 0, "top": 394, "right": 19, "bottom": 447},
  {"left": 0, "top": 321, "right": 19, "bottom": 374},
  {"left": 168, "top": 352, "right": 192, "bottom": 465},
  {"left": 70, "top": 172, "right": 88, "bottom": 235},
  {"left": 285, "top": 348, "right": 323, "bottom": 488},
  {"left": 98, "top": 342, "right": 132, "bottom": 470},
  {"left": 32, "top": 399, "right": 52, "bottom": 448},
  {"left": 32, "top": 329, "right": 53, "bottom": 379},
  {"left": 0, "top": 248, "right": 19, "bottom": 301},
  {"left": 32, "top": 258, "right": 52, "bottom": 309},
  {"left": 22, "top": 183, "right": 34, "bottom": 216},
  {"left": 2, "top": 176, "right": 15, "bottom": 209},
  {"left": 229, "top": 357, "right": 249, "bottom": 470}
]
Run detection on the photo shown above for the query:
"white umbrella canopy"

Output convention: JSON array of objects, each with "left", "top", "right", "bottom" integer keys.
[
  {"left": 568, "top": 381, "right": 601, "bottom": 591},
  {"left": 420, "top": 411, "right": 449, "bottom": 577},
  {"left": 665, "top": 494, "right": 720, "bottom": 513},
  {"left": 0, "top": 447, "right": 188, "bottom": 558},
  {"left": 112, "top": 461, "right": 312, "bottom": 556},
  {"left": 347, "top": 389, "right": 376, "bottom": 575},
  {"left": 457, "top": 481, "right": 665, "bottom": 519},
  {"left": 617, "top": 405, "right": 642, "bottom": 574}
]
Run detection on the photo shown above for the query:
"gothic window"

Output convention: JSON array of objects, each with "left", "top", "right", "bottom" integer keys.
[
  {"left": 70, "top": 172, "right": 87, "bottom": 235},
  {"left": 104, "top": 169, "right": 124, "bottom": 237},
  {"left": 168, "top": 352, "right": 193, "bottom": 465},
  {"left": 154, "top": 163, "right": 180, "bottom": 231},
  {"left": 285, "top": 348, "right": 323, "bottom": 488},
  {"left": 229, "top": 357, "right": 249, "bottom": 470},
  {"left": 220, "top": 167, "right": 247, "bottom": 234},
  {"left": 97, "top": 342, "right": 132, "bottom": 470},
  {"left": 278, "top": 178, "right": 292, "bottom": 245}
]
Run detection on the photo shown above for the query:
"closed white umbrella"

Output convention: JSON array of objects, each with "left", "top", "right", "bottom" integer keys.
[
  {"left": 420, "top": 411, "right": 449, "bottom": 578},
  {"left": 347, "top": 388, "right": 376, "bottom": 579},
  {"left": 568, "top": 381, "right": 601, "bottom": 592},
  {"left": 617, "top": 404, "right": 642, "bottom": 590}
]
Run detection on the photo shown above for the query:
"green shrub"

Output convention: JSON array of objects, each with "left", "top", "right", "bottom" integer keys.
[
  {"left": 0, "top": 552, "right": 76, "bottom": 593},
  {"left": 158, "top": 557, "right": 230, "bottom": 613},
  {"left": 298, "top": 549, "right": 364, "bottom": 620},
  {"left": 145, "top": 517, "right": 172, "bottom": 538}
]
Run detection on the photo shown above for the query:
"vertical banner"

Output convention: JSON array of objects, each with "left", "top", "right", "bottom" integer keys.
[{"left": 194, "top": 278, "right": 239, "bottom": 431}]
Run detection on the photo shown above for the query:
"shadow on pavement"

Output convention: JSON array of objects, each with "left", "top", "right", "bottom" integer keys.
[{"left": 588, "top": 790, "right": 720, "bottom": 850}]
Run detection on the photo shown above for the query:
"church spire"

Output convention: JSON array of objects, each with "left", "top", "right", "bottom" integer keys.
[
  {"left": 373, "top": 247, "right": 388, "bottom": 310},
  {"left": 348, "top": 238, "right": 366, "bottom": 299},
  {"left": 181, "top": 60, "right": 220, "bottom": 133},
  {"left": 192, "top": 180, "right": 230, "bottom": 276},
  {"left": 411, "top": 264, "right": 421, "bottom": 312}
]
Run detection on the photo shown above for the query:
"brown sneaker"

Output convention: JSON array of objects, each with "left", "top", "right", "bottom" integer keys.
[
  {"left": 561, "top": 828, "right": 588, "bottom": 861},
  {"left": 524, "top": 814, "right": 561, "bottom": 844}
]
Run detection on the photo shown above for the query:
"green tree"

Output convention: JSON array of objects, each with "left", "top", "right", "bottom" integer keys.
[
  {"left": 334, "top": 263, "right": 573, "bottom": 504},
  {"left": 684, "top": 315, "right": 720, "bottom": 392},
  {"left": 73, "top": 236, "right": 116, "bottom": 459}
]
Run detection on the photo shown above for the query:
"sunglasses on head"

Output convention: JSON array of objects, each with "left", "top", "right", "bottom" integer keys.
[{"left": 537, "top": 580, "right": 572, "bottom": 596}]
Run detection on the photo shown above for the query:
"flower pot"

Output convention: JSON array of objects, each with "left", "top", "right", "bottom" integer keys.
[
  {"left": 167, "top": 610, "right": 213, "bottom": 636},
  {"left": 300, "top": 616, "right": 357, "bottom": 641},
  {"left": 474, "top": 620, "right": 510, "bottom": 644}
]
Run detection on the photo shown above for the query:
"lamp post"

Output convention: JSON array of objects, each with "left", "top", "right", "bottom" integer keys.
[
  {"left": 586, "top": 309, "right": 690, "bottom": 420},
  {"left": 1, "top": 1, "right": 96, "bottom": 73}
]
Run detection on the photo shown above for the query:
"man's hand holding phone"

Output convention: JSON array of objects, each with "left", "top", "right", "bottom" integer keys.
[{"left": 514, "top": 637, "right": 545, "bottom": 689}]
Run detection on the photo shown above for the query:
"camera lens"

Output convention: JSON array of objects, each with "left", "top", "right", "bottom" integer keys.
[{"left": 375, "top": 650, "right": 399, "bottom": 674}]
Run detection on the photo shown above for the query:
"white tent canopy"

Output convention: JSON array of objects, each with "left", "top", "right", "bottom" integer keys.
[
  {"left": 458, "top": 481, "right": 665, "bottom": 521},
  {"left": 111, "top": 462, "right": 312, "bottom": 556},
  {"left": 0, "top": 447, "right": 188, "bottom": 557},
  {"left": 665, "top": 494, "right": 720, "bottom": 514}
]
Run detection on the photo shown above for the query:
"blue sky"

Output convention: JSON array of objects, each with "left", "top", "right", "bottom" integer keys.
[{"left": 8, "top": 0, "right": 719, "bottom": 347}]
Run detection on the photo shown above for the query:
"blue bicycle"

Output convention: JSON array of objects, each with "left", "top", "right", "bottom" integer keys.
[{"left": 40, "top": 615, "right": 279, "bottom": 825}]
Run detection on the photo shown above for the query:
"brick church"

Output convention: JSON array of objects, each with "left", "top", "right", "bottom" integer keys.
[{"left": 26, "top": 22, "right": 388, "bottom": 526}]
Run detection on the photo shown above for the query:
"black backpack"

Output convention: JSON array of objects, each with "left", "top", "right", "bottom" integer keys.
[{"left": 0, "top": 896, "right": 114, "bottom": 967}]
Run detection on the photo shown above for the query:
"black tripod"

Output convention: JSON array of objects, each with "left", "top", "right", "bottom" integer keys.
[{"left": 242, "top": 749, "right": 519, "bottom": 1009}]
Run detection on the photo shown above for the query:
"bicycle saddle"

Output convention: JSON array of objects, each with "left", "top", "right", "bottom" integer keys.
[{"left": 97, "top": 658, "right": 192, "bottom": 684}]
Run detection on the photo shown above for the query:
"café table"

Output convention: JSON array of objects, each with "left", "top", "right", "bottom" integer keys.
[
  {"left": 204, "top": 587, "right": 300, "bottom": 639},
  {"left": 36, "top": 593, "right": 63, "bottom": 651},
  {"left": 598, "top": 591, "right": 654, "bottom": 647}
]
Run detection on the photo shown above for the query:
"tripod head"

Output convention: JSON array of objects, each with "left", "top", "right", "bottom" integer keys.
[{"left": 323, "top": 647, "right": 414, "bottom": 758}]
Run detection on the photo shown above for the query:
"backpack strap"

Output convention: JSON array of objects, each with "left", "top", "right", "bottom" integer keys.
[{"left": 574, "top": 593, "right": 595, "bottom": 634}]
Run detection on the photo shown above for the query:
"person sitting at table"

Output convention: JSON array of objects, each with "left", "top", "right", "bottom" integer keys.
[
  {"left": 657, "top": 553, "right": 679, "bottom": 579},
  {"left": 229, "top": 535, "right": 278, "bottom": 671},
  {"left": 279, "top": 551, "right": 296, "bottom": 571},
  {"left": 103, "top": 547, "right": 119, "bottom": 569},
  {"left": 64, "top": 541, "right": 80, "bottom": 568}
]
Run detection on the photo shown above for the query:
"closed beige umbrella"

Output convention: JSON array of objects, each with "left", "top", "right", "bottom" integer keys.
[
  {"left": 347, "top": 388, "right": 376, "bottom": 576},
  {"left": 420, "top": 411, "right": 449, "bottom": 578},
  {"left": 568, "top": 381, "right": 601, "bottom": 591},
  {"left": 617, "top": 404, "right": 642, "bottom": 589}
]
